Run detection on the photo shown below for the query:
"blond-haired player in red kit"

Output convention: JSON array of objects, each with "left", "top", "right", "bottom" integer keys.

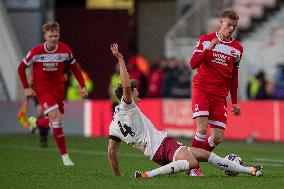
[
  {"left": 18, "top": 21, "right": 87, "bottom": 166},
  {"left": 189, "top": 10, "right": 243, "bottom": 176}
]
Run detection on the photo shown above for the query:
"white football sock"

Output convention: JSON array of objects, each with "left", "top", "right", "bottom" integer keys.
[
  {"left": 208, "top": 153, "right": 253, "bottom": 174},
  {"left": 146, "top": 160, "right": 189, "bottom": 177}
]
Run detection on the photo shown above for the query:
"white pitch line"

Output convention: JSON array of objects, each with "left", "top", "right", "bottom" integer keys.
[{"left": 253, "top": 158, "right": 284, "bottom": 163}]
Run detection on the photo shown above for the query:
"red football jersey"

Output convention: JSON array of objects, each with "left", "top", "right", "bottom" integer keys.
[
  {"left": 190, "top": 32, "right": 243, "bottom": 97},
  {"left": 23, "top": 42, "right": 75, "bottom": 91}
]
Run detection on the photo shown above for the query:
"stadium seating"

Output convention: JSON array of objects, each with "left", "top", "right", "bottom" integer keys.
[{"left": 0, "top": 1, "right": 22, "bottom": 101}]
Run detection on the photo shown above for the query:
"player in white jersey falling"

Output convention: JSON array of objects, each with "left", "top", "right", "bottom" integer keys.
[{"left": 108, "top": 43, "right": 263, "bottom": 178}]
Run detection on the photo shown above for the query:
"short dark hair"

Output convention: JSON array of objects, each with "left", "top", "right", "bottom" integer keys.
[
  {"left": 115, "top": 79, "right": 138, "bottom": 100},
  {"left": 42, "top": 21, "right": 60, "bottom": 33},
  {"left": 221, "top": 9, "right": 239, "bottom": 20}
]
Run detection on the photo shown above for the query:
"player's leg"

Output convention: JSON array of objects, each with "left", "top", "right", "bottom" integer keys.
[
  {"left": 190, "top": 87, "right": 211, "bottom": 176},
  {"left": 140, "top": 148, "right": 198, "bottom": 178},
  {"left": 189, "top": 147, "right": 263, "bottom": 176},
  {"left": 135, "top": 138, "right": 198, "bottom": 178},
  {"left": 35, "top": 88, "right": 73, "bottom": 165},
  {"left": 28, "top": 96, "right": 50, "bottom": 147},
  {"left": 203, "top": 128, "right": 224, "bottom": 151},
  {"left": 203, "top": 98, "right": 227, "bottom": 151},
  {"left": 191, "top": 87, "right": 209, "bottom": 149},
  {"left": 48, "top": 109, "right": 74, "bottom": 166},
  {"left": 35, "top": 103, "right": 50, "bottom": 148}
]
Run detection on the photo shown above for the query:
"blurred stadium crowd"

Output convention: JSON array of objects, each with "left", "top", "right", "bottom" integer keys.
[{"left": 0, "top": 0, "right": 284, "bottom": 102}]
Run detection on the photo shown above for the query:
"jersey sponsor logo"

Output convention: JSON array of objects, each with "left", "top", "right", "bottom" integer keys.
[
  {"left": 212, "top": 53, "right": 229, "bottom": 66},
  {"left": 43, "top": 62, "right": 59, "bottom": 71}
]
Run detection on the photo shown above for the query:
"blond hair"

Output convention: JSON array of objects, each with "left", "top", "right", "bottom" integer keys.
[
  {"left": 221, "top": 10, "right": 239, "bottom": 20},
  {"left": 42, "top": 21, "right": 60, "bottom": 33}
]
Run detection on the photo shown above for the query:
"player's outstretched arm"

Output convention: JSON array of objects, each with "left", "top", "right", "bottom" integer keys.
[
  {"left": 110, "top": 43, "right": 132, "bottom": 103},
  {"left": 108, "top": 139, "right": 121, "bottom": 176}
]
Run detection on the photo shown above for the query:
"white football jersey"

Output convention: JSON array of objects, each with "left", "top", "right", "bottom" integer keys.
[{"left": 109, "top": 99, "right": 167, "bottom": 160}]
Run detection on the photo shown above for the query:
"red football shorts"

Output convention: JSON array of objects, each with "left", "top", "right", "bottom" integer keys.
[
  {"left": 192, "top": 86, "right": 227, "bottom": 130},
  {"left": 152, "top": 137, "right": 185, "bottom": 166},
  {"left": 35, "top": 86, "right": 65, "bottom": 115}
]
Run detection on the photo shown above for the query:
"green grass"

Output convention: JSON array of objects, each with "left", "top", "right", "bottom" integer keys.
[{"left": 0, "top": 135, "right": 283, "bottom": 189}]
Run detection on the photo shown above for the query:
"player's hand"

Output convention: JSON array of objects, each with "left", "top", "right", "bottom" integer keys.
[
  {"left": 232, "top": 104, "right": 241, "bottom": 116},
  {"left": 207, "top": 38, "right": 220, "bottom": 50},
  {"left": 80, "top": 87, "right": 88, "bottom": 98},
  {"left": 24, "top": 88, "right": 35, "bottom": 98},
  {"left": 111, "top": 43, "right": 123, "bottom": 60}
]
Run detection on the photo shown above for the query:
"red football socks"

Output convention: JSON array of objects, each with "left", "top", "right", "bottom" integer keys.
[{"left": 52, "top": 122, "right": 67, "bottom": 155}]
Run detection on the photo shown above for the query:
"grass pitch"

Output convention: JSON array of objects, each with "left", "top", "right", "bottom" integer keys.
[{"left": 0, "top": 135, "right": 283, "bottom": 189}]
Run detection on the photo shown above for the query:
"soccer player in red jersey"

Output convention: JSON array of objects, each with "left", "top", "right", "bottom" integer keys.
[
  {"left": 18, "top": 22, "right": 87, "bottom": 166},
  {"left": 189, "top": 10, "right": 243, "bottom": 176}
]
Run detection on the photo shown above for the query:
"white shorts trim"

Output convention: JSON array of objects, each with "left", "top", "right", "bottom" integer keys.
[
  {"left": 208, "top": 120, "right": 226, "bottom": 128},
  {"left": 192, "top": 111, "right": 209, "bottom": 118},
  {"left": 50, "top": 121, "right": 62, "bottom": 128},
  {"left": 173, "top": 146, "right": 187, "bottom": 162},
  {"left": 44, "top": 104, "right": 59, "bottom": 115}
]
